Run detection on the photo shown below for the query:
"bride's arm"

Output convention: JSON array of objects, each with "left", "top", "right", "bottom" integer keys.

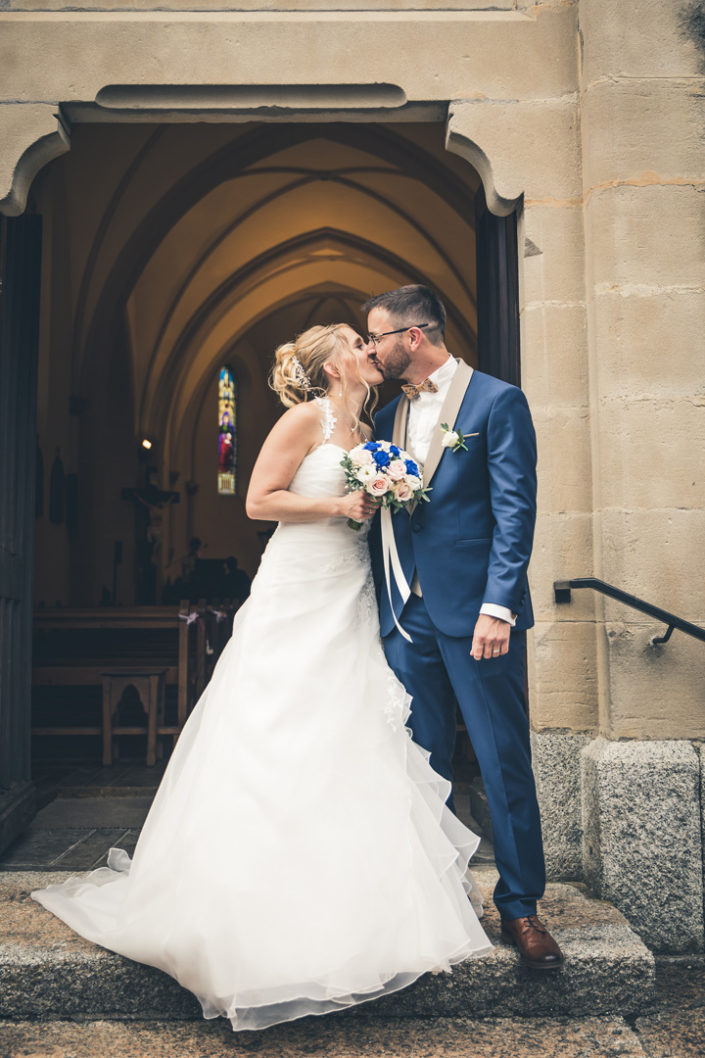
[{"left": 245, "top": 404, "right": 375, "bottom": 524}]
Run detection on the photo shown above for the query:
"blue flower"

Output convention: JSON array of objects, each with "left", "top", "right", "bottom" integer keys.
[
  {"left": 405, "top": 459, "right": 419, "bottom": 476},
  {"left": 364, "top": 441, "right": 380, "bottom": 451},
  {"left": 389, "top": 444, "right": 400, "bottom": 457},
  {"left": 373, "top": 449, "right": 391, "bottom": 468}
]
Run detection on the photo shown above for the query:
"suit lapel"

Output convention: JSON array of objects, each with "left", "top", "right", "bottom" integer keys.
[
  {"left": 392, "top": 395, "right": 409, "bottom": 450},
  {"left": 421, "top": 359, "right": 474, "bottom": 488}
]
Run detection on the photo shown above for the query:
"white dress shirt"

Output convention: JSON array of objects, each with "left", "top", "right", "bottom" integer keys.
[{"left": 406, "top": 356, "right": 515, "bottom": 626}]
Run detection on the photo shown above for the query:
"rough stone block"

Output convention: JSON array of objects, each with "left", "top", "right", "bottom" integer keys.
[
  {"left": 596, "top": 508, "right": 705, "bottom": 627},
  {"left": 531, "top": 730, "right": 592, "bottom": 880},
  {"left": 581, "top": 79, "right": 705, "bottom": 189},
  {"left": 594, "top": 398, "right": 705, "bottom": 511},
  {"left": 521, "top": 204, "right": 586, "bottom": 309},
  {"left": 521, "top": 301, "right": 589, "bottom": 411},
  {"left": 530, "top": 511, "right": 595, "bottom": 622},
  {"left": 698, "top": 740, "right": 702, "bottom": 922},
  {"left": 0, "top": 103, "right": 69, "bottom": 215},
  {"left": 529, "top": 620, "right": 599, "bottom": 732},
  {"left": 11, "top": 0, "right": 518, "bottom": 8},
  {"left": 0, "top": 870, "right": 654, "bottom": 1020},
  {"left": 585, "top": 184, "right": 705, "bottom": 291},
  {"left": 591, "top": 288, "right": 705, "bottom": 399},
  {"left": 601, "top": 622, "right": 705, "bottom": 741},
  {"left": 581, "top": 737, "right": 704, "bottom": 953},
  {"left": 0, "top": 9, "right": 579, "bottom": 107},
  {"left": 635, "top": 1006, "right": 705, "bottom": 1058},
  {"left": 447, "top": 96, "right": 581, "bottom": 211},
  {"left": 531, "top": 406, "right": 593, "bottom": 514},
  {"left": 580, "top": 0, "right": 702, "bottom": 82},
  {"left": 0, "top": 1014, "right": 651, "bottom": 1058}
]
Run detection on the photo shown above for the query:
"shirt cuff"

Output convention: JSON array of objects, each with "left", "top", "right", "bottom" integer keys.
[{"left": 480, "top": 603, "right": 517, "bottom": 627}]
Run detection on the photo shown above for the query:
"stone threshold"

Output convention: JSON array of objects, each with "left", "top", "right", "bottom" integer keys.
[
  {"left": 0, "top": 870, "right": 654, "bottom": 1022},
  {"left": 0, "top": 1015, "right": 655, "bottom": 1058}
]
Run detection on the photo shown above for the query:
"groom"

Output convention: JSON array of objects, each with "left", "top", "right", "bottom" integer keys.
[{"left": 365, "top": 285, "right": 563, "bottom": 971}]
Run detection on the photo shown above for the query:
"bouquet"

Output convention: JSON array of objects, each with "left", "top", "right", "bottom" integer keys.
[{"left": 341, "top": 440, "right": 431, "bottom": 530}]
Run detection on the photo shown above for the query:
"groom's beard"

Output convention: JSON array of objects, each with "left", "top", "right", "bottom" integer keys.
[{"left": 373, "top": 338, "right": 411, "bottom": 382}]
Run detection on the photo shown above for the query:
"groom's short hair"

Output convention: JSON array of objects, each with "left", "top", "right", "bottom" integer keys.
[{"left": 363, "top": 285, "right": 446, "bottom": 345}]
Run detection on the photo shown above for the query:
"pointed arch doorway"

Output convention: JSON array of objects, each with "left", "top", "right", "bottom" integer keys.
[{"left": 0, "top": 117, "right": 520, "bottom": 852}]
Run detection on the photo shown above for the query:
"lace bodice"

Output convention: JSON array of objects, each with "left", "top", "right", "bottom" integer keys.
[
  {"left": 315, "top": 396, "right": 336, "bottom": 443},
  {"left": 286, "top": 397, "right": 347, "bottom": 501}
]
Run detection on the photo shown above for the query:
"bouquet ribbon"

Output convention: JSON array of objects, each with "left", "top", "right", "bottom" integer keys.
[{"left": 380, "top": 506, "right": 413, "bottom": 644}]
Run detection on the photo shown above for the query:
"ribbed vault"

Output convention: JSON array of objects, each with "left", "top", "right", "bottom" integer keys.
[{"left": 33, "top": 120, "right": 482, "bottom": 598}]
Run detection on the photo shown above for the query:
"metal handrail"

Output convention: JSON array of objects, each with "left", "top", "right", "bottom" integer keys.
[{"left": 553, "top": 577, "right": 705, "bottom": 646}]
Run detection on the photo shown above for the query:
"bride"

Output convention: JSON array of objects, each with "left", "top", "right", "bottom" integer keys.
[{"left": 31, "top": 323, "right": 493, "bottom": 1032}]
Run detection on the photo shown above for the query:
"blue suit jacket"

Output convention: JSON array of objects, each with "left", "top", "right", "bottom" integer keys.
[{"left": 370, "top": 366, "right": 537, "bottom": 639}]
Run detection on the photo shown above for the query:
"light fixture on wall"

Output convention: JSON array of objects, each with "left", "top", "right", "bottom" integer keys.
[{"left": 138, "top": 435, "right": 157, "bottom": 463}]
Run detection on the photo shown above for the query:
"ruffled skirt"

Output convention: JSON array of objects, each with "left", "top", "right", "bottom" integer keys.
[{"left": 32, "top": 522, "right": 492, "bottom": 1030}]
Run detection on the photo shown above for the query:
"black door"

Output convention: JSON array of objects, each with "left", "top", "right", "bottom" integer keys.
[
  {"left": 0, "top": 214, "right": 42, "bottom": 854},
  {"left": 475, "top": 189, "right": 521, "bottom": 386}
]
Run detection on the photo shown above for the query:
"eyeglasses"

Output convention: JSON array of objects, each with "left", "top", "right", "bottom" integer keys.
[{"left": 366, "top": 323, "right": 429, "bottom": 346}]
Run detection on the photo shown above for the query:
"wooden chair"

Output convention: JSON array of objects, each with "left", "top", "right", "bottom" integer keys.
[{"left": 101, "top": 667, "right": 168, "bottom": 766}]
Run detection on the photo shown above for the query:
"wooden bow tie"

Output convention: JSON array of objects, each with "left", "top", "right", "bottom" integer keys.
[{"left": 401, "top": 378, "right": 439, "bottom": 401}]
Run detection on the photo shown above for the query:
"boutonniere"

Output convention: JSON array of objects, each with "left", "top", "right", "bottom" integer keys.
[{"left": 440, "top": 423, "right": 479, "bottom": 453}]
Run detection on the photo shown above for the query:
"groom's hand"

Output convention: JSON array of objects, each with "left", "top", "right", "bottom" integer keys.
[{"left": 471, "top": 614, "right": 511, "bottom": 661}]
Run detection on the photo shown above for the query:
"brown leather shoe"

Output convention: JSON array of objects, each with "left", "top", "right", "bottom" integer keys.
[{"left": 500, "top": 914, "right": 564, "bottom": 970}]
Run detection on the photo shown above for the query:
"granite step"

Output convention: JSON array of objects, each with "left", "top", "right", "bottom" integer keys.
[
  {"left": 0, "top": 1014, "right": 654, "bottom": 1058},
  {"left": 0, "top": 869, "right": 654, "bottom": 1023}
]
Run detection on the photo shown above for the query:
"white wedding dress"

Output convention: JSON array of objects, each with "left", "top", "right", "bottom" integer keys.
[{"left": 31, "top": 400, "right": 492, "bottom": 1031}]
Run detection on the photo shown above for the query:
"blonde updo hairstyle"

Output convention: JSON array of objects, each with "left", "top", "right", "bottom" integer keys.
[
  {"left": 270, "top": 324, "right": 351, "bottom": 409},
  {"left": 270, "top": 322, "right": 378, "bottom": 431}
]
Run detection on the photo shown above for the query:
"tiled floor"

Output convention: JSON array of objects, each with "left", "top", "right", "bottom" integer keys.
[
  {"left": 33, "top": 760, "right": 168, "bottom": 805},
  {"left": 1, "top": 762, "right": 495, "bottom": 872}
]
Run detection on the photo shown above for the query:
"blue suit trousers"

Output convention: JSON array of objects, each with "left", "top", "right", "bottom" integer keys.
[{"left": 383, "top": 593, "right": 546, "bottom": 921}]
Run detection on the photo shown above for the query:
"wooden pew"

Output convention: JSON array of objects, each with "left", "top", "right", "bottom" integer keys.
[{"left": 32, "top": 604, "right": 196, "bottom": 745}]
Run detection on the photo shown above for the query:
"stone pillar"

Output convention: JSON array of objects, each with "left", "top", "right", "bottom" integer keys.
[
  {"left": 579, "top": 0, "right": 705, "bottom": 738},
  {"left": 582, "top": 738, "right": 704, "bottom": 953},
  {"left": 531, "top": 730, "right": 592, "bottom": 879},
  {"left": 570, "top": 0, "right": 705, "bottom": 951}
]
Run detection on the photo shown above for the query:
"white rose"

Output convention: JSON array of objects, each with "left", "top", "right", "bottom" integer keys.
[
  {"left": 369, "top": 475, "right": 390, "bottom": 497},
  {"left": 356, "top": 464, "right": 377, "bottom": 484},
  {"left": 352, "top": 447, "right": 374, "bottom": 467},
  {"left": 441, "top": 429, "right": 460, "bottom": 449},
  {"left": 387, "top": 459, "right": 407, "bottom": 481},
  {"left": 406, "top": 475, "right": 421, "bottom": 491},
  {"left": 393, "top": 480, "right": 413, "bottom": 502}
]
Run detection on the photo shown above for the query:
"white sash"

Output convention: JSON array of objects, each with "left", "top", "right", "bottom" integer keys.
[{"left": 380, "top": 505, "right": 413, "bottom": 643}]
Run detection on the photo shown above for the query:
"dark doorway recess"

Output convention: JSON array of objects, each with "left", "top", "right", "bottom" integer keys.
[
  {"left": 476, "top": 188, "right": 521, "bottom": 386},
  {"left": 0, "top": 214, "right": 42, "bottom": 854}
]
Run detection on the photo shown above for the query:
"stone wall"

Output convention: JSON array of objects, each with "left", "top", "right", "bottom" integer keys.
[{"left": 1, "top": 0, "right": 704, "bottom": 949}]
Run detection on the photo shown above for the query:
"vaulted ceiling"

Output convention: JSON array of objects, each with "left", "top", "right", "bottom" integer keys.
[{"left": 37, "top": 121, "right": 481, "bottom": 477}]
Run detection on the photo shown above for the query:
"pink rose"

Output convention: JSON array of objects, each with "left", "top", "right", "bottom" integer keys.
[
  {"left": 369, "top": 475, "right": 390, "bottom": 497},
  {"left": 352, "top": 447, "right": 374, "bottom": 467},
  {"left": 387, "top": 459, "right": 407, "bottom": 481},
  {"left": 393, "top": 480, "right": 413, "bottom": 502}
]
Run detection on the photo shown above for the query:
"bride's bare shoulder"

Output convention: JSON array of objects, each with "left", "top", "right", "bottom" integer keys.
[
  {"left": 268, "top": 401, "right": 322, "bottom": 446},
  {"left": 277, "top": 401, "right": 323, "bottom": 433},
  {"left": 281, "top": 401, "right": 322, "bottom": 424}
]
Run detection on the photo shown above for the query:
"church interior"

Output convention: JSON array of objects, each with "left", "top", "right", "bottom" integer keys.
[{"left": 27, "top": 120, "right": 483, "bottom": 766}]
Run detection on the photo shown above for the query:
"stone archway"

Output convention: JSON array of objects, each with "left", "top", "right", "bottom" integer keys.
[{"left": 0, "top": 109, "right": 525, "bottom": 851}]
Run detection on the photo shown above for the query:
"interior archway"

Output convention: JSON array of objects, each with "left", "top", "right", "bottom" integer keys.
[{"left": 30, "top": 121, "right": 483, "bottom": 607}]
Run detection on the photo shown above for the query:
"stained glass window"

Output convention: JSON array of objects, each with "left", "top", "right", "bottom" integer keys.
[{"left": 217, "top": 366, "right": 237, "bottom": 495}]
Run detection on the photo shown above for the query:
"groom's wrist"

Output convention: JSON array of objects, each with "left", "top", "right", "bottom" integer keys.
[{"left": 480, "top": 603, "right": 516, "bottom": 627}]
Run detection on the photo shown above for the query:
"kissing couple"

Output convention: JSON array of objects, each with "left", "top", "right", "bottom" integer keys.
[{"left": 32, "top": 284, "right": 563, "bottom": 1032}]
